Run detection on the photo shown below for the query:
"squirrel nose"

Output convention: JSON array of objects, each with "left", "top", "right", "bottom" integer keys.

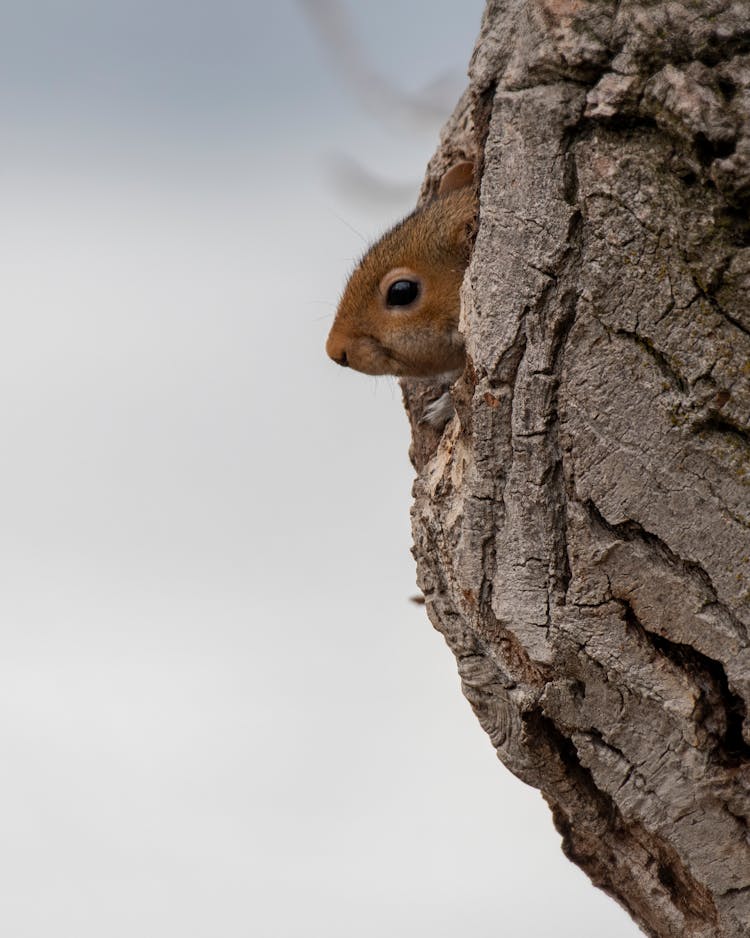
[{"left": 326, "top": 335, "right": 350, "bottom": 367}]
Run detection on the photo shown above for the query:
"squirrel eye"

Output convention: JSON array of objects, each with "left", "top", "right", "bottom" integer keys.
[{"left": 386, "top": 279, "right": 420, "bottom": 307}]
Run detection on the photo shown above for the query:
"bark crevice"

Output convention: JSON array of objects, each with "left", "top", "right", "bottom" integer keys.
[{"left": 619, "top": 598, "right": 750, "bottom": 767}]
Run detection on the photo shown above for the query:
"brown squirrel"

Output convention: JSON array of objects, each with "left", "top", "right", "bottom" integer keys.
[{"left": 326, "top": 162, "right": 476, "bottom": 388}]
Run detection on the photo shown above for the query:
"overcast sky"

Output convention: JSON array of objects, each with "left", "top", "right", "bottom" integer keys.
[{"left": 0, "top": 3, "right": 640, "bottom": 936}]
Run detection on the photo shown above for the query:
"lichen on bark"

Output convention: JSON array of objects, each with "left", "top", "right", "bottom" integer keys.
[{"left": 404, "top": 3, "right": 750, "bottom": 936}]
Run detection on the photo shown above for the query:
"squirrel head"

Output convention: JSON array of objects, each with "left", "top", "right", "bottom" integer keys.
[{"left": 326, "top": 161, "right": 476, "bottom": 378}]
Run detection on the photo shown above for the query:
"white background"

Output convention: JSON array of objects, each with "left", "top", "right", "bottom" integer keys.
[{"left": 1, "top": 2, "right": 640, "bottom": 934}]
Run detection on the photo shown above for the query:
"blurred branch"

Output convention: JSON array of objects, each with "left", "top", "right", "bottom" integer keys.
[
  {"left": 324, "top": 153, "right": 418, "bottom": 210},
  {"left": 297, "top": 0, "right": 463, "bottom": 133}
]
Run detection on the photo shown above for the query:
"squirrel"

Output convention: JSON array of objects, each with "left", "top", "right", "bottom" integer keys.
[{"left": 326, "top": 161, "right": 476, "bottom": 423}]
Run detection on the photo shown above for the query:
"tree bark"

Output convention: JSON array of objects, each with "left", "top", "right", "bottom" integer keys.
[{"left": 404, "top": 3, "right": 750, "bottom": 936}]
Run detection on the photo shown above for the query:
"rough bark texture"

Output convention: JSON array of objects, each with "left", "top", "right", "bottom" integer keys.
[{"left": 404, "top": 3, "right": 750, "bottom": 936}]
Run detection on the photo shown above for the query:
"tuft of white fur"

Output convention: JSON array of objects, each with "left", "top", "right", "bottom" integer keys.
[{"left": 421, "top": 390, "right": 454, "bottom": 428}]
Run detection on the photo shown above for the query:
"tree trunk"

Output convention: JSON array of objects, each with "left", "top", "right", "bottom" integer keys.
[{"left": 404, "top": 3, "right": 750, "bottom": 936}]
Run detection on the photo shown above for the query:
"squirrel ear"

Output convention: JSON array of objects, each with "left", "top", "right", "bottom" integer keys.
[{"left": 438, "top": 161, "right": 475, "bottom": 196}]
